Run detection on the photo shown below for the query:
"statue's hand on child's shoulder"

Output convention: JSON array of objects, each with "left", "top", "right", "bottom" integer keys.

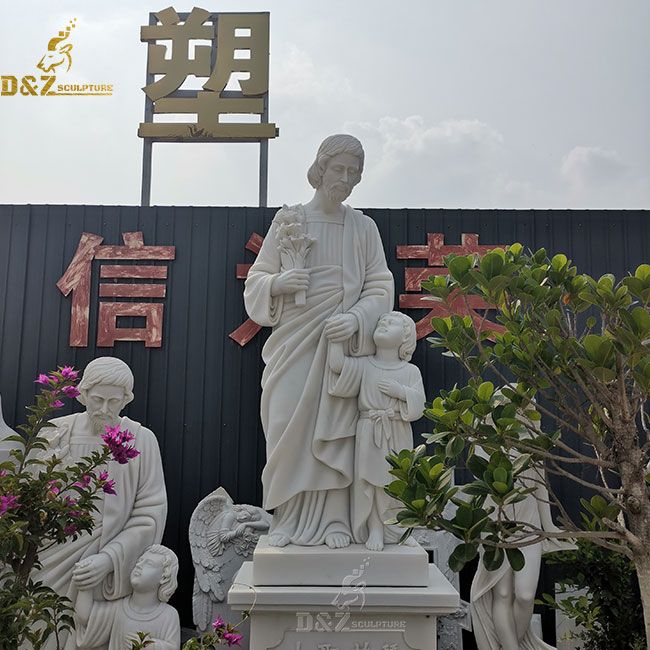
[{"left": 377, "top": 379, "right": 406, "bottom": 400}]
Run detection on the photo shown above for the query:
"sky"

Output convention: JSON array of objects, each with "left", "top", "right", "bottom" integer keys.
[{"left": 1, "top": 0, "right": 648, "bottom": 209}]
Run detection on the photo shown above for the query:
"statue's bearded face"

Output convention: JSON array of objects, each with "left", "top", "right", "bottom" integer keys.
[
  {"left": 85, "top": 384, "right": 126, "bottom": 436},
  {"left": 320, "top": 152, "right": 361, "bottom": 204}
]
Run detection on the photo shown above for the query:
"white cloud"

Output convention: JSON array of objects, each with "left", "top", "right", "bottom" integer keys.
[
  {"left": 273, "top": 43, "right": 353, "bottom": 102},
  {"left": 559, "top": 146, "right": 650, "bottom": 208},
  {"left": 344, "top": 115, "right": 523, "bottom": 208},
  {"left": 561, "top": 146, "right": 627, "bottom": 190}
]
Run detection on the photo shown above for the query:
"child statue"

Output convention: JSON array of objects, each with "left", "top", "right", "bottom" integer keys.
[
  {"left": 74, "top": 545, "right": 180, "bottom": 650},
  {"left": 328, "top": 311, "right": 426, "bottom": 551}
]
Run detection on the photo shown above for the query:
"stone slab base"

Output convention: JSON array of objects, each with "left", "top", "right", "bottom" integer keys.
[
  {"left": 252, "top": 534, "right": 430, "bottom": 587},
  {"left": 229, "top": 562, "right": 460, "bottom": 650}
]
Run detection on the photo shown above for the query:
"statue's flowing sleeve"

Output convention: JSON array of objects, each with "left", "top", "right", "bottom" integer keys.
[
  {"left": 101, "top": 426, "right": 168, "bottom": 600},
  {"left": 347, "top": 217, "right": 394, "bottom": 356},
  {"left": 244, "top": 220, "right": 284, "bottom": 326},
  {"left": 328, "top": 355, "right": 364, "bottom": 398},
  {"left": 75, "top": 599, "right": 117, "bottom": 647},
  {"left": 397, "top": 364, "right": 426, "bottom": 422}
]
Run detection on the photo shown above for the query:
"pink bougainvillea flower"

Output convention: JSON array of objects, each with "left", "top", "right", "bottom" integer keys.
[
  {"left": 101, "top": 426, "right": 140, "bottom": 465},
  {"left": 98, "top": 470, "right": 110, "bottom": 482},
  {"left": 223, "top": 631, "right": 243, "bottom": 646},
  {"left": 102, "top": 479, "right": 117, "bottom": 495},
  {"left": 52, "top": 399, "right": 65, "bottom": 408},
  {"left": 67, "top": 510, "right": 82, "bottom": 519},
  {"left": 211, "top": 617, "right": 226, "bottom": 631},
  {"left": 35, "top": 373, "right": 53, "bottom": 386},
  {"left": 45, "top": 480, "right": 61, "bottom": 498},
  {"left": 0, "top": 470, "right": 7, "bottom": 478},
  {"left": 64, "top": 496, "right": 78, "bottom": 507},
  {"left": 59, "top": 366, "right": 79, "bottom": 380},
  {"left": 64, "top": 523, "right": 77, "bottom": 535},
  {"left": 62, "top": 385, "right": 81, "bottom": 399},
  {"left": 0, "top": 494, "right": 20, "bottom": 516},
  {"left": 73, "top": 474, "right": 93, "bottom": 489}
]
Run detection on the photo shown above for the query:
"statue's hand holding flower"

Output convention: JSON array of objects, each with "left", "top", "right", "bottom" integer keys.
[{"left": 273, "top": 204, "right": 315, "bottom": 306}]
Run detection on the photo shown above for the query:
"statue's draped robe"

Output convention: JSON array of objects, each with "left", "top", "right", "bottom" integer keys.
[
  {"left": 76, "top": 598, "right": 179, "bottom": 650},
  {"left": 329, "top": 357, "right": 425, "bottom": 544},
  {"left": 471, "top": 461, "right": 568, "bottom": 650},
  {"left": 244, "top": 205, "right": 394, "bottom": 544},
  {"left": 32, "top": 414, "right": 167, "bottom": 650}
]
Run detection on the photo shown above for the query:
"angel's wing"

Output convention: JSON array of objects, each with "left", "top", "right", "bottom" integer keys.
[
  {"left": 192, "top": 577, "right": 215, "bottom": 632},
  {"left": 189, "top": 488, "right": 235, "bottom": 611}
]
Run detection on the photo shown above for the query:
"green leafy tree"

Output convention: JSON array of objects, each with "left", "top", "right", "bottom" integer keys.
[
  {"left": 541, "top": 539, "right": 645, "bottom": 649},
  {"left": 0, "top": 367, "right": 140, "bottom": 649},
  {"left": 385, "top": 245, "right": 650, "bottom": 647}
]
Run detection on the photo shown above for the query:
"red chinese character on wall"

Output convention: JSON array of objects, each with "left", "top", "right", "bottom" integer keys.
[
  {"left": 397, "top": 233, "right": 506, "bottom": 340},
  {"left": 57, "top": 232, "right": 176, "bottom": 348},
  {"left": 229, "top": 232, "right": 264, "bottom": 346},
  {"left": 230, "top": 231, "right": 508, "bottom": 347}
]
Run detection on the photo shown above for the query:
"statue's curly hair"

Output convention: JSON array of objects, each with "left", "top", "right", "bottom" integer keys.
[
  {"left": 377, "top": 311, "right": 417, "bottom": 361},
  {"left": 77, "top": 357, "right": 134, "bottom": 407},
  {"left": 140, "top": 544, "right": 179, "bottom": 603},
  {"left": 307, "top": 134, "right": 365, "bottom": 190}
]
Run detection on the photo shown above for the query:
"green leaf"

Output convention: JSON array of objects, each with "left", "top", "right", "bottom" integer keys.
[
  {"left": 431, "top": 317, "right": 450, "bottom": 336},
  {"left": 387, "top": 479, "right": 407, "bottom": 496},
  {"left": 483, "top": 545, "right": 505, "bottom": 571},
  {"left": 455, "top": 504, "right": 473, "bottom": 529},
  {"left": 480, "top": 251, "right": 505, "bottom": 280},
  {"left": 449, "top": 543, "right": 478, "bottom": 572},
  {"left": 446, "top": 436, "right": 465, "bottom": 459},
  {"left": 589, "top": 495, "right": 607, "bottom": 516},
  {"left": 506, "top": 547, "right": 526, "bottom": 571},
  {"left": 631, "top": 306, "right": 650, "bottom": 337},
  {"left": 477, "top": 381, "right": 494, "bottom": 402},
  {"left": 466, "top": 454, "right": 489, "bottom": 478},
  {"left": 492, "top": 481, "right": 509, "bottom": 494},
  {"left": 447, "top": 255, "right": 472, "bottom": 281},
  {"left": 429, "top": 463, "right": 445, "bottom": 480},
  {"left": 635, "top": 264, "right": 650, "bottom": 282},
  {"left": 551, "top": 254, "right": 568, "bottom": 270}
]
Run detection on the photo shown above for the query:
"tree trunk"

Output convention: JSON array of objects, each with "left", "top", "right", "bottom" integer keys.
[{"left": 635, "top": 553, "right": 650, "bottom": 650}]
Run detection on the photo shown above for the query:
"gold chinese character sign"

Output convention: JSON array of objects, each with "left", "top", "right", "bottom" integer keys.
[{"left": 137, "top": 7, "right": 278, "bottom": 142}]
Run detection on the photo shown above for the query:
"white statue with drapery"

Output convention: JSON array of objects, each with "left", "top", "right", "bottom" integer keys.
[
  {"left": 244, "top": 134, "right": 394, "bottom": 549},
  {"left": 31, "top": 357, "right": 168, "bottom": 650},
  {"left": 74, "top": 545, "right": 180, "bottom": 650},
  {"left": 471, "top": 399, "right": 573, "bottom": 650},
  {"left": 328, "top": 311, "right": 425, "bottom": 551}
]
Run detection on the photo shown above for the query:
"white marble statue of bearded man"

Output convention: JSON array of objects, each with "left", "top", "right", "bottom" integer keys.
[
  {"left": 244, "top": 134, "right": 394, "bottom": 549},
  {"left": 31, "top": 357, "right": 168, "bottom": 650}
]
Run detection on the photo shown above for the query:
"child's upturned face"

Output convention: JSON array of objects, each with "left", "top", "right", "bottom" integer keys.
[
  {"left": 373, "top": 314, "right": 405, "bottom": 349},
  {"left": 130, "top": 551, "right": 164, "bottom": 592}
]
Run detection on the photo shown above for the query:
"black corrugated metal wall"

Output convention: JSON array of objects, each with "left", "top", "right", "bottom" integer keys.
[{"left": 0, "top": 205, "right": 648, "bottom": 629}]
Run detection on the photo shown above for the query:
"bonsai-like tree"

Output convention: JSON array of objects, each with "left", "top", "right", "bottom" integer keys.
[{"left": 385, "top": 245, "right": 650, "bottom": 646}]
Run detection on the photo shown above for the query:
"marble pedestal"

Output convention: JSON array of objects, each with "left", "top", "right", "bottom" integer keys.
[{"left": 228, "top": 537, "right": 460, "bottom": 650}]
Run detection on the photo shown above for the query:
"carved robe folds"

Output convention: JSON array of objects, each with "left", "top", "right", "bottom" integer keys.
[{"left": 244, "top": 205, "right": 393, "bottom": 544}]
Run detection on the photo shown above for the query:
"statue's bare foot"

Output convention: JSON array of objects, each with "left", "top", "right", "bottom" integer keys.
[
  {"left": 325, "top": 533, "right": 351, "bottom": 549},
  {"left": 365, "top": 527, "right": 384, "bottom": 552},
  {"left": 268, "top": 533, "right": 291, "bottom": 547},
  {"left": 403, "top": 535, "right": 418, "bottom": 547}
]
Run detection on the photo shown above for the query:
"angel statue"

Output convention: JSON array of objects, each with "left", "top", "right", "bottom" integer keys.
[{"left": 189, "top": 487, "right": 272, "bottom": 633}]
